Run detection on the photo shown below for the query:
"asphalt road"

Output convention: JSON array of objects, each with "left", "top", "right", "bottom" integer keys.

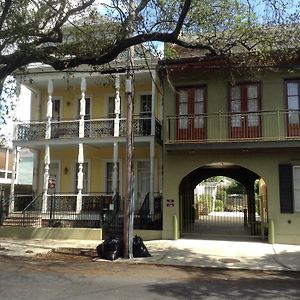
[{"left": 0, "top": 253, "right": 300, "bottom": 300}]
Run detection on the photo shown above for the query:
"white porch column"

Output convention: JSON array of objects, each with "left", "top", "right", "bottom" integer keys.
[
  {"left": 151, "top": 71, "right": 157, "bottom": 136},
  {"left": 76, "top": 143, "right": 84, "bottom": 212},
  {"left": 42, "top": 145, "right": 50, "bottom": 213},
  {"left": 150, "top": 140, "right": 155, "bottom": 215},
  {"left": 32, "top": 149, "right": 39, "bottom": 194},
  {"left": 9, "top": 79, "right": 21, "bottom": 212},
  {"left": 113, "top": 75, "right": 121, "bottom": 197},
  {"left": 9, "top": 147, "right": 17, "bottom": 213},
  {"left": 45, "top": 79, "right": 53, "bottom": 139},
  {"left": 5, "top": 148, "right": 9, "bottom": 179},
  {"left": 79, "top": 77, "right": 86, "bottom": 138}
]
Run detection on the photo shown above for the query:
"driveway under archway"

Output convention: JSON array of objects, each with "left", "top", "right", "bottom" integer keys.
[{"left": 179, "top": 163, "right": 267, "bottom": 241}]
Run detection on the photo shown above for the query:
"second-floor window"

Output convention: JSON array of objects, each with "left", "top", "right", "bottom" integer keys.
[
  {"left": 176, "top": 86, "right": 206, "bottom": 140},
  {"left": 52, "top": 99, "right": 61, "bottom": 121},
  {"left": 229, "top": 83, "right": 260, "bottom": 138},
  {"left": 140, "top": 95, "right": 152, "bottom": 117},
  {"left": 286, "top": 80, "right": 300, "bottom": 136},
  {"left": 108, "top": 96, "right": 121, "bottom": 118}
]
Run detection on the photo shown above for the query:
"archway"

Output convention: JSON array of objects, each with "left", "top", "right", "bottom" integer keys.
[{"left": 179, "top": 162, "right": 268, "bottom": 241}]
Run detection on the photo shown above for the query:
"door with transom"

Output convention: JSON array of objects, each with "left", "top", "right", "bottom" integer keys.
[
  {"left": 229, "top": 83, "right": 261, "bottom": 139},
  {"left": 176, "top": 87, "right": 206, "bottom": 140},
  {"left": 286, "top": 80, "right": 300, "bottom": 137}
]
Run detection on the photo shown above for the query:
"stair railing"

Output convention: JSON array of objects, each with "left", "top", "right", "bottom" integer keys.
[
  {"left": 0, "top": 194, "right": 11, "bottom": 225},
  {"left": 22, "top": 193, "right": 43, "bottom": 227}
]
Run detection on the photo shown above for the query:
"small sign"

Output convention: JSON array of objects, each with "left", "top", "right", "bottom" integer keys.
[
  {"left": 166, "top": 199, "right": 174, "bottom": 208},
  {"left": 48, "top": 177, "right": 56, "bottom": 189}
]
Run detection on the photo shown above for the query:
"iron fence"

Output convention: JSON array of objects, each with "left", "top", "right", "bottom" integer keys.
[{"left": 2, "top": 193, "right": 162, "bottom": 230}]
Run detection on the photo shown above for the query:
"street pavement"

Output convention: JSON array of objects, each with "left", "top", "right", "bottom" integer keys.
[{"left": 1, "top": 237, "right": 300, "bottom": 272}]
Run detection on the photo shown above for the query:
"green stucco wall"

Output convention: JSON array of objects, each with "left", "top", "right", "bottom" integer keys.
[{"left": 162, "top": 69, "right": 300, "bottom": 244}]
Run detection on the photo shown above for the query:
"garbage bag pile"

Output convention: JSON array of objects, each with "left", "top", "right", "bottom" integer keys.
[{"left": 97, "top": 235, "right": 151, "bottom": 261}]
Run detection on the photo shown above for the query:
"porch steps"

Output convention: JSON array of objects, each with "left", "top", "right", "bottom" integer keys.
[{"left": 2, "top": 212, "right": 42, "bottom": 227}]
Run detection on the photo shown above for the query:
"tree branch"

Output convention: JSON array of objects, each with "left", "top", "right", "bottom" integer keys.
[{"left": 0, "top": 0, "right": 12, "bottom": 30}]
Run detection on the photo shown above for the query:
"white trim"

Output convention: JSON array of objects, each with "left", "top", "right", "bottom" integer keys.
[
  {"left": 75, "top": 94, "right": 92, "bottom": 118},
  {"left": 103, "top": 159, "right": 122, "bottom": 194},
  {"left": 105, "top": 93, "right": 116, "bottom": 117},
  {"left": 45, "top": 95, "right": 63, "bottom": 120},
  {"left": 293, "top": 166, "right": 300, "bottom": 212},
  {"left": 73, "top": 159, "right": 91, "bottom": 194}
]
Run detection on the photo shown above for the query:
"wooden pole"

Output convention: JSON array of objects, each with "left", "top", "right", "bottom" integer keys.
[{"left": 123, "top": 0, "right": 135, "bottom": 259}]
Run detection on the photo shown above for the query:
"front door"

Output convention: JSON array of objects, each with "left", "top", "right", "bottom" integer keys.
[
  {"left": 286, "top": 80, "right": 300, "bottom": 136},
  {"left": 176, "top": 87, "right": 206, "bottom": 140},
  {"left": 229, "top": 83, "right": 261, "bottom": 139},
  {"left": 137, "top": 161, "right": 150, "bottom": 211}
]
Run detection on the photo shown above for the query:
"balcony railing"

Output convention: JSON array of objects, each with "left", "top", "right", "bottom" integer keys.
[
  {"left": 166, "top": 109, "right": 300, "bottom": 144},
  {"left": 15, "top": 117, "right": 162, "bottom": 142}
]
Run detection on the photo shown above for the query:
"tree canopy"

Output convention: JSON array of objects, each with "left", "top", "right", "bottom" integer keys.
[{"left": 0, "top": 0, "right": 300, "bottom": 84}]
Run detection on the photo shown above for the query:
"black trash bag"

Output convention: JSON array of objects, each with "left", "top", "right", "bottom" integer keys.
[
  {"left": 97, "top": 237, "right": 123, "bottom": 261},
  {"left": 132, "top": 235, "right": 151, "bottom": 257}
]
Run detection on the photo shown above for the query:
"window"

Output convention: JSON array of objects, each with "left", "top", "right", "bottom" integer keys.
[
  {"left": 293, "top": 166, "right": 300, "bottom": 212},
  {"left": 52, "top": 99, "right": 61, "bottom": 121},
  {"left": 75, "top": 162, "right": 89, "bottom": 194},
  {"left": 140, "top": 95, "right": 152, "bottom": 117},
  {"left": 106, "top": 162, "right": 119, "bottom": 193},
  {"left": 229, "top": 83, "right": 260, "bottom": 138},
  {"left": 108, "top": 96, "right": 121, "bottom": 118},
  {"left": 176, "top": 86, "right": 207, "bottom": 140},
  {"left": 286, "top": 80, "right": 300, "bottom": 125}
]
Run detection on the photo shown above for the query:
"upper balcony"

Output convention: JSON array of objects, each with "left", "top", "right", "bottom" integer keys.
[
  {"left": 14, "top": 116, "right": 162, "bottom": 145},
  {"left": 165, "top": 109, "right": 300, "bottom": 151}
]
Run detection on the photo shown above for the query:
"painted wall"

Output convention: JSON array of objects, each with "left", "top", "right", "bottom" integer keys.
[{"left": 162, "top": 69, "right": 300, "bottom": 244}]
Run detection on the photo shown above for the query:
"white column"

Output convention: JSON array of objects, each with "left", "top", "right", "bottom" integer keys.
[
  {"left": 113, "top": 75, "right": 121, "bottom": 197},
  {"left": 32, "top": 149, "right": 39, "bottom": 194},
  {"left": 150, "top": 140, "right": 155, "bottom": 215},
  {"left": 76, "top": 143, "right": 84, "bottom": 212},
  {"left": 79, "top": 77, "right": 86, "bottom": 138},
  {"left": 45, "top": 79, "right": 53, "bottom": 139},
  {"left": 151, "top": 71, "right": 157, "bottom": 136},
  {"left": 9, "top": 147, "right": 17, "bottom": 213},
  {"left": 5, "top": 148, "right": 9, "bottom": 179},
  {"left": 15, "top": 147, "right": 20, "bottom": 183},
  {"left": 42, "top": 144, "right": 50, "bottom": 213},
  {"left": 9, "top": 79, "right": 21, "bottom": 212}
]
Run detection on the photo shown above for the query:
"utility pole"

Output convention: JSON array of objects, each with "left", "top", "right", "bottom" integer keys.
[{"left": 123, "top": 0, "right": 135, "bottom": 259}]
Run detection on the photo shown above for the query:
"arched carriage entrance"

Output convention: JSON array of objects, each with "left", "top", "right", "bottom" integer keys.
[{"left": 180, "top": 163, "right": 268, "bottom": 240}]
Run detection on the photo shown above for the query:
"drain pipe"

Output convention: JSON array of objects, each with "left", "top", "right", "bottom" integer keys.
[{"left": 269, "top": 219, "right": 275, "bottom": 244}]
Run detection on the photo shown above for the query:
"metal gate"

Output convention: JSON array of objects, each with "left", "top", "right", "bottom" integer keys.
[{"left": 181, "top": 182, "right": 267, "bottom": 240}]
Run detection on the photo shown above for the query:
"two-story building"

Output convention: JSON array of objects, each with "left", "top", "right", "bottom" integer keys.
[
  {"left": 160, "top": 50, "right": 300, "bottom": 244},
  {"left": 3, "top": 46, "right": 300, "bottom": 245},
  {"left": 5, "top": 53, "right": 163, "bottom": 238}
]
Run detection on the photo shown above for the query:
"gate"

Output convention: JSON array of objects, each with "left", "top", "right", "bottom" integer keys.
[{"left": 181, "top": 183, "right": 266, "bottom": 240}]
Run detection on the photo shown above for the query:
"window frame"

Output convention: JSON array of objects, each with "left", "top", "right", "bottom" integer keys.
[{"left": 293, "top": 165, "right": 300, "bottom": 212}]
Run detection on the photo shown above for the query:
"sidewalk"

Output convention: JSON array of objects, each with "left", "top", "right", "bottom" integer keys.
[{"left": 1, "top": 237, "right": 300, "bottom": 271}]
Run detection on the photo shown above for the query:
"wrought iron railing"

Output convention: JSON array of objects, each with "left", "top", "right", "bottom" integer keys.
[
  {"left": 51, "top": 120, "right": 79, "bottom": 139},
  {"left": 166, "top": 109, "right": 300, "bottom": 143},
  {"left": 17, "top": 122, "right": 46, "bottom": 141},
  {"left": 15, "top": 116, "right": 162, "bottom": 142},
  {"left": 3, "top": 192, "right": 162, "bottom": 230}
]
